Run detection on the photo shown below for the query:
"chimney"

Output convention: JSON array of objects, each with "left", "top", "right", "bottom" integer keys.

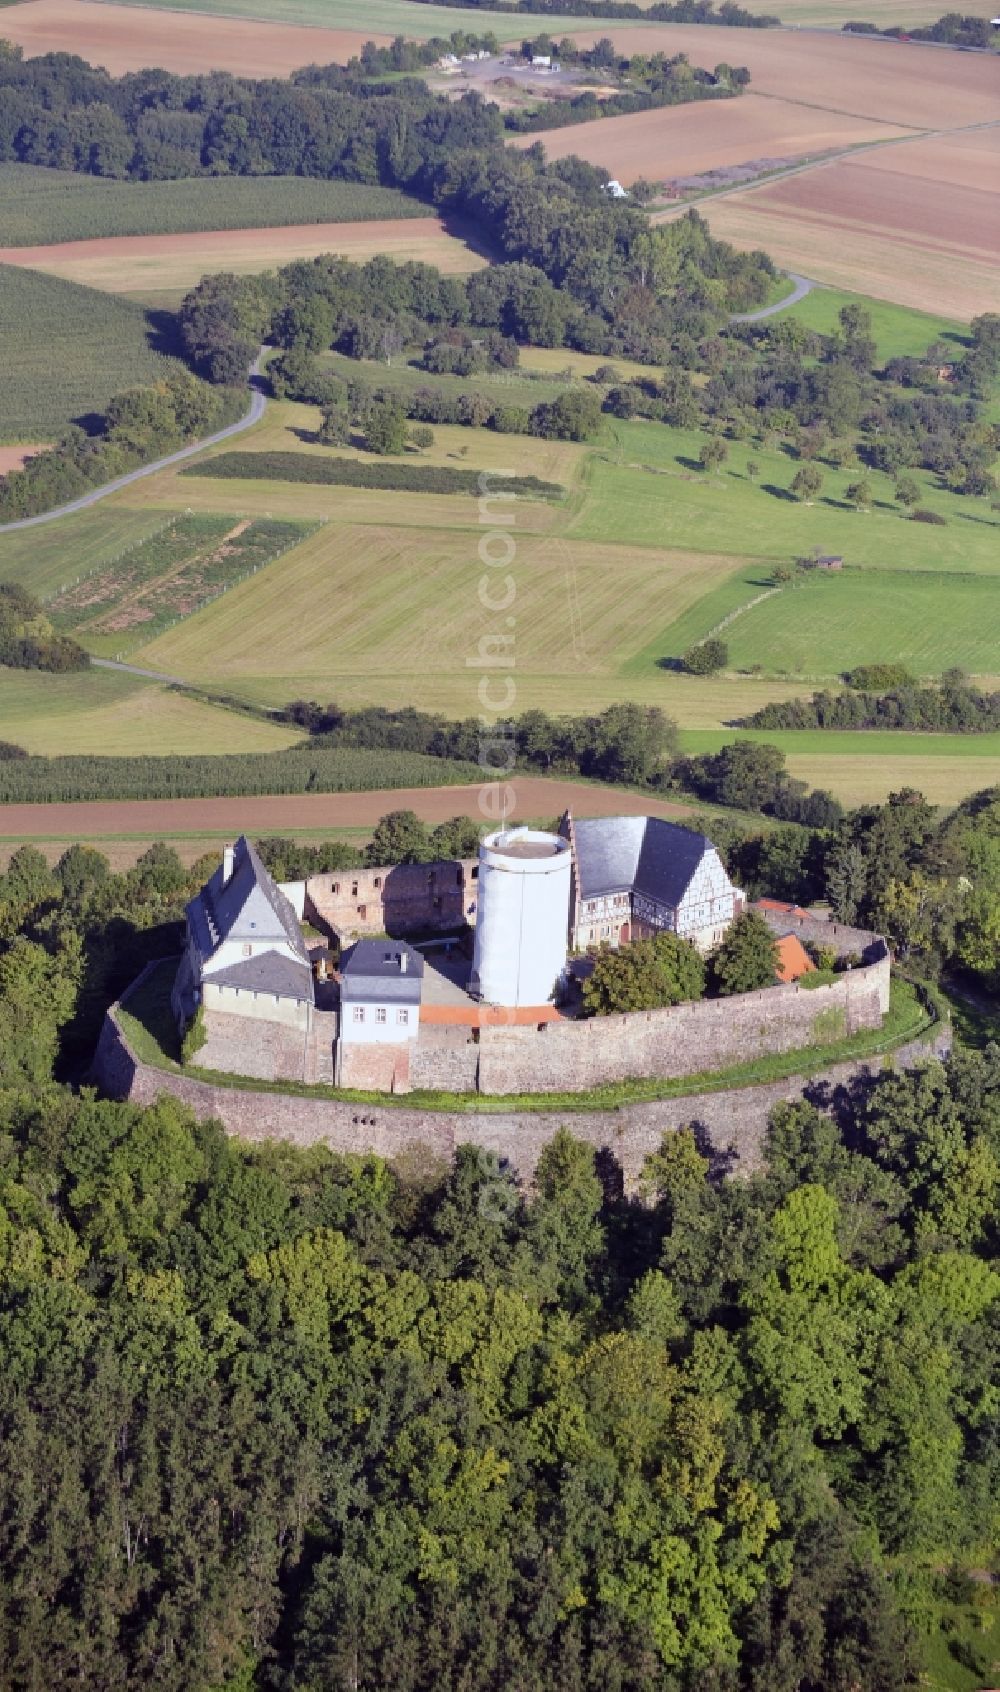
[
  {"left": 223, "top": 844, "right": 235, "bottom": 884},
  {"left": 399, "top": 950, "right": 407, "bottom": 974}
]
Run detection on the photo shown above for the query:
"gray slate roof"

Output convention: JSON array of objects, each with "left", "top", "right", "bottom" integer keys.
[
  {"left": 209, "top": 952, "right": 315, "bottom": 1002},
  {"left": 187, "top": 835, "right": 309, "bottom": 965},
  {"left": 341, "top": 940, "right": 423, "bottom": 1003},
  {"left": 573, "top": 816, "right": 713, "bottom": 908}
]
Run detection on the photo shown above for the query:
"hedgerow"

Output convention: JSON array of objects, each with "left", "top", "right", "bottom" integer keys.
[{"left": 182, "top": 453, "right": 564, "bottom": 498}]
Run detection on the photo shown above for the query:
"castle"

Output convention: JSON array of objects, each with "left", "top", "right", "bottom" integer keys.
[{"left": 169, "top": 813, "right": 879, "bottom": 1097}]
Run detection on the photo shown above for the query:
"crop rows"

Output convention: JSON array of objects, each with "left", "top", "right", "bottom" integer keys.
[
  {"left": 0, "top": 165, "right": 428, "bottom": 247},
  {"left": 0, "top": 264, "right": 185, "bottom": 439}
]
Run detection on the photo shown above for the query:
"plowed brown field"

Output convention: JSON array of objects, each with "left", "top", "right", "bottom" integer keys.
[
  {"left": 0, "top": 445, "right": 50, "bottom": 473},
  {"left": 0, "top": 779, "right": 700, "bottom": 865},
  {"left": 511, "top": 93, "right": 915, "bottom": 183},
  {"left": 0, "top": 218, "right": 485, "bottom": 296},
  {"left": 0, "top": 0, "right": 394, "bottom": 74},
  {"left": 702, "top": 132, "right": 1000, "bottom": 317}
]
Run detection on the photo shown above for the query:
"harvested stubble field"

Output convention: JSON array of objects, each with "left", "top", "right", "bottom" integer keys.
[
  {"left": 702, "top": 135, "right": 1000, "bottom": 319},
  {"left": 0, "top": 0, "right": 631, "bottom": 73},
  {"left": 511, "top": 93, "right": 915, "bottom": 185},
  {"left": 0, "top": 216, "right": 485, "bottom": 302},
  {"left": 0, "top": 165, "right": 428, "bottom": 247},
  {"left": 0, "top": 263, "right": 185, "bottom": 438},
  {"left": 563, "top": 25, "right": 1000, "bottom": 126}
]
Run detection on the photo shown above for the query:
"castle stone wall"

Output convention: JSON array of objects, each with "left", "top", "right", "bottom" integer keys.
[
  {"left": 469, "top": 947, "right": 889, "bottom": 1095},
  {"left": 90, "top": 963, "right": 944, "bottom": 1190}
]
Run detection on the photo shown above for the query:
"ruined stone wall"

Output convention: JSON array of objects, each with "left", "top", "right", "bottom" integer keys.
[
  {"left": 91, "top": 997, "right": 949, "bottom": 1188},
  {"left": 305, "top": 859, "right": 477, "bottom": 943},
  {"left": 756, "top": 908, "right": 882, "bottom": 960}
]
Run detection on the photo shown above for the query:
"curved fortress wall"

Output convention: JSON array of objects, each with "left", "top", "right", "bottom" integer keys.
[{"left": 472, "top": 828, "right": 571, "bottom": 1007}]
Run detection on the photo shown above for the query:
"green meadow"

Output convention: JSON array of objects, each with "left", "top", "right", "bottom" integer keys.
[
  {"left": 784, "top": 287, "right": 970, "bottom": 362},
  {"left": 573, "top": 420, "right": 1000, "bottom": 574}
]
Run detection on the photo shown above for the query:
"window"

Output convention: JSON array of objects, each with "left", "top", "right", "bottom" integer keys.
[
  {"left": 242, "top": 943, "right": 253, "bottom": 957},
  {"left": 374, "top": 877, "right": 382, "bottom": 890},
  {"left": 332, "top": 882, "right": 340, "bottom": 894},
  {"left": 376, "top": 1007, "right": 387, "bottom": 1024},
  {"left": 351, "top": 882, "right": 358, "bottom": 897},
  {"left": 352, "top": 1006, "right": 365, "bottom": 1023},
  {"left": 397, "top": 1008, "right": 409, "bottom": 1025}
]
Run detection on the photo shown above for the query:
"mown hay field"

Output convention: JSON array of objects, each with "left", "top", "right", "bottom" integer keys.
[
  {"left": 0, "top": 668, "right": 301, "bottom": 758},
  {"left": 512, "top": 94, "right": 915, "bottom": 185},
  {"left": 0, "top": 264, "right": 185, "bottom": 439},
  {"left": 722, "top": 571, "right": 1000, "bottom": 678},
  {"left": 126, "top": 519, "right": 746, "bottom": 707},
  {"left": 0, "top": 216, "right": 485, "bottom": 304},
  {"left": 0, "top": 508, "right": 182, "bottom": 597},
  {"left": 0, "top": 165, "right": 428, "bottom": 247}
]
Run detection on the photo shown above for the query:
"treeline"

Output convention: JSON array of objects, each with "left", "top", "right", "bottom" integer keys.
[
  {"left": 284, "top": 698, "right": 679, "bottom": 788},
  {"left": 3, "top": 828, "right": 1000, "bottom": 1685},
  {"left": 0, "top": 582, "right": 87, "bottom": 672},
  {"left": 740, "top": 671, "right": 1000, "bottom": 733},
  {"left": 413, "top": 0, "right": 778, "bottom": 23},
  {"left": 183, "top": 215, "right": 776, "bottom": 390},
  {"left": 0, "top": 371, "right": 239, "bottom": 523},
  {"left": 255, "top": 810, "right": 484, "bottom": 881},
  {"left": 0, "top": 745, "right": 482, "bottom": 805},
  {"left": 844, "top": 10, "right": 995, "bottom": 44},
  {"left": 0, "top": 48, "right": 776, "bottom": 349},
  {"left": 183, "top": 451, "right": 564, "bottom": 496}
]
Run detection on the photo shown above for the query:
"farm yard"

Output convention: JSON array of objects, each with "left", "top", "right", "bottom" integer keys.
[
  {"left": 0, "top": 166, "right": 429, "bottom": 248},
  {"left": 0, "top": 263, "right": 185, "bottom": 439}
]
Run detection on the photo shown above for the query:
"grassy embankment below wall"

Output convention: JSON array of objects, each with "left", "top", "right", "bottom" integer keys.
[{"left": 118, "top": 965, "right": 937, "bottom": 1114}]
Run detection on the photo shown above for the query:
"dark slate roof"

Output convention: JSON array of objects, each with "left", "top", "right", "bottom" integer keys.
[
  {"left": 208, "top": 952, "right": 315, "bottom": 1001},
  {"left": 573, "top": 815, "right": 713, "bottom": 908},
  {"left": 340, "top": 940, "right": 423, "bottom": 1003},
  {"left": 187, "top": 836, "right": 309, "bottom": 965}
]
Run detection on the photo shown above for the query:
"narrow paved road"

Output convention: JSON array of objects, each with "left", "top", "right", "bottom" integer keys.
[
  {"left": 0, "top": 350, "right": 268, "bottom": 534},
  {"left": 731, "top": 271, "right": 814, "bottom": 323}
]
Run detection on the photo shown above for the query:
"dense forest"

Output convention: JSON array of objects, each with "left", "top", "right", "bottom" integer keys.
[{"left": 0, "top": 828, "right": 999, "bottom": 1687}]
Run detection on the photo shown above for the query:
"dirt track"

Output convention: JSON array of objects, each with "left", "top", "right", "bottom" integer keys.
[{"left": 0, "top": 778, "right": 698, "bottom": 854}]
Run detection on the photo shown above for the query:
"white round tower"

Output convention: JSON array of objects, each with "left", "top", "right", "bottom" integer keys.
[{"left": 472, "top": 827, "right": 571, "bottom": 1007}]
